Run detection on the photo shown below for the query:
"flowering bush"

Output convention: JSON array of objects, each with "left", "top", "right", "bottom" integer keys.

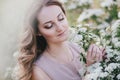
[
  {"left": 67, "top": 0, "right": 120, "bottom": 79},
  {"left": 70, "top": 20, "right": 120, "bottom": 80}
]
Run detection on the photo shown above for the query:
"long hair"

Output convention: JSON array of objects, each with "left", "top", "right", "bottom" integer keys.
[{"left": 17, "top": 0, "right": 66, "bottom": 80}]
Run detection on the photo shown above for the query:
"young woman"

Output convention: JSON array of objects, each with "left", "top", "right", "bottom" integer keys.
[{"left": 17, "top": 0, "right": 105, "bottom": 80}]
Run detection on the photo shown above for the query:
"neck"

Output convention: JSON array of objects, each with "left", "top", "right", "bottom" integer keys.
[
  {"left": 46, "top": 41, "right": 69, "bottom": 56},
  {"left": 45, "top": 41, "right": 73, "bottom": 64}
]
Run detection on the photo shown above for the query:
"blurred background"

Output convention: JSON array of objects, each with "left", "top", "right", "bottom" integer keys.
[
  {"left": 0, "top": 0, "right": 120, "bottom": 80},
  {"left": 0, "top": 0, "right": 34, "bottom": 80}
]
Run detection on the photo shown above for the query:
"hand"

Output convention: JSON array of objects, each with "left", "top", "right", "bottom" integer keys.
[{"left": 86, "top": 44, "right": 105, "bottom": 66}]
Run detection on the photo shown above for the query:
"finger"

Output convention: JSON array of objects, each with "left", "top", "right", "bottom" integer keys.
[
  {"left": 96, "top": 47, "right": 100, "bottom": 61},
  {"left": 87, "top": 44, "right": 94, "bottom": 58},
  {"left": 98, "top": 47, "right": 103, "bottom": 61},
  {"left": 91, "top": 44, "right": 97, "bottom": 58},
  {"left": 95, "top": 46, "right": 103, "bottom": 62},
  {"left": 99, "top": 54, "right": 103, "bottom": 61},
  {"left": 100, "top": 47, "right": 106, "bottom": 56},
  {"left": 102, "top": 49, "right": 106, "bottom": 56},
  {"left": 96, "top": 52, "right": 100, "bottom": 62}
]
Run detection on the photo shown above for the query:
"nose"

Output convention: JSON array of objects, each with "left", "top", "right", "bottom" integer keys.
[{"left": 55, "top": 22, "right": 64, "bottom": 32}]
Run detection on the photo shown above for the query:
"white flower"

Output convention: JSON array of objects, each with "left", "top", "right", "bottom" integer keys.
[
  {"left": 117, "top": 74, "right": 120, "bottom": 80},
  {"left": 69, "top": 27, "right": 76, "bottom": 35},
  {"left": 99, "top": 29, "right": 106, "bottom": 36},
  {"left": 106, "top": 46, "right": 113, "bottom": 52},
  {"left": 111, "top": 20, "right": 120, "bottom": 31},
  {"left": 93, "top": 36, "right": 100, "bottom": 42},
  {"left": 105, "top": 63, "right": 120, "bottom": 73},
  {"left": 68, "top": 3, "right": 77, "bottom": 9},
  {"left": 76, "top": 24, "right": 83, "bottom": 27},
  {"left": 69, "top": 27, "right": 76, "bottom": 40},
  {"left": 112, "top": 38, "right": 119, "bottom": 44},
  {"left": 77, "top": 9, "right": 104, "bottom": 22},
  {"left": 78, "top": 0, "right": 93, "bottom": 6},
  {"left": 116, "top": 56, "right": 120, "bottom": 61},
  {"left": 97, "top": 22, "right": 109, "bottom": 29},
  {"left": 106, "top": 26, "right": 112, "bottom": 34},
  {"left": 78, "top": 27, "right": 87, "bottom": 32},
  {"left": 107, "top": 53, "right": 114, "bottom": 59},
  {"left": 114, "top": 50, "right": 120, "bottom": 55},
  {"left": 112, "top": 33, "right": 117, "bottom": 38},
  {"left": 94, "top": 67, "right": 103, "bottom": 73},
  {"left": 73, "top": 35, "right": 83, "bottom": 43},
  {"left": 100, "top": 0, "right": 117, "bottom": 7},
  {"left": 112, "top": 37, "right": 120, "bottom": 47},
  {"left": 87, "top": 62, "right": 101, "bottom": 73},
  {"left": 118, "top": 12, "right": 120, "bottom": 18},
  {"left": 99, "top": 72, "right": 109, "bottom": 78},
  {"left": 84, "top": 73, "right": 99, "bottom": 80},
  {"left": 114, "top": 42, "right": 120, "bottom": 47},
  {"left": 105, "top": 46, "right": 115, "bottom": 58},
  {"left": 78, "top": 62, "right": 87, "bottom": 77}
]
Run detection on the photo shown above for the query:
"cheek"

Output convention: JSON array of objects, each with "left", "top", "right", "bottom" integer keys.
[
  {"left": 40, "top": 29, "right": 56, "bottom": 38},
  {"left": 63, "top": 19, "right": 70, "bottom": 35},
  {"left": 38, "top": 25, "right": 57, "bottom": 41},
  {"left": 63, "top": 19, "right": 69, "bottom": 29}
]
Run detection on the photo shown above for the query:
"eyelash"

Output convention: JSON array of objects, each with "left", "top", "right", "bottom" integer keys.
[
  {"left": 59, "top": 17, "right": 64, "bottom": 21},
  {"left": 44, "top": 16, "right": 64, "bottom": 29},
  {"left": 44, "top": 24, "right": 53, "bottom": 29}
]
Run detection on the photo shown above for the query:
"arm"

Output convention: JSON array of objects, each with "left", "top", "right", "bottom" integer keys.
[{"left": 32, "top": 65, "right": 52, "bottom": 80}]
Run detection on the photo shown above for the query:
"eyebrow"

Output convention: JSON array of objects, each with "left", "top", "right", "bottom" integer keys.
[{"left": 43, "top": 12, "right": 62, "bottom": 25}]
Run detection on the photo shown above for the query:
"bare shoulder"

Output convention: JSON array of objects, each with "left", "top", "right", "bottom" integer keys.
[{"left": 32, "top": 65, "right": 51, "bottom": 80}]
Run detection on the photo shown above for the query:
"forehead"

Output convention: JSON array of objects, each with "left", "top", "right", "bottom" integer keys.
[{"left": 37, "top": 5, "right": 63, "bottom": 24}]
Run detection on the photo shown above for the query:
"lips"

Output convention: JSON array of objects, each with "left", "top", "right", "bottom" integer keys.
[{"left": 57, "top": 31, "right": 66, "bottom": 36}]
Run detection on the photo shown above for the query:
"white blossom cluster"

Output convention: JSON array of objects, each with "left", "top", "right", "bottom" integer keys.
[
  {"left": 77, "top": 0, "right": 93, "bottom": 6},
  {"left": 100, "top": 0, "right": 118, "bottom": 8},
  {"left": 77, "top": 9, "right": 104, "bottom": 22},
  {"left": 62, "top": 0, "right": 93, "bottom": 10},
  {"left": 118, "top": 12, "right": 120, "bottom": 18},
  {"left": 111, "top": 20, "right": 120, "bottom": 48},
  {"left": 70, "top": 20, "right": 120, "bottom": 79},
  {"left": 70, "top": 12, "right": 120, "bottom": 79}
]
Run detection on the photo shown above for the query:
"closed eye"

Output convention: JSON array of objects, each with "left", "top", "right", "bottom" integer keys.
[
  {"left": 59, "top": 17, "right": 64, "bottom": 21},
  {"left": 44, "top": 22, "right": 53, "bottom": 29},
  {"left": 58, "top": 13, "right": 64, "bottom": 21}
]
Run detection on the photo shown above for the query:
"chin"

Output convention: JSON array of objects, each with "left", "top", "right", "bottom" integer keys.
[
  {"left": 58, "top": 34, "right": 69, "bottom": 42},
  {"left": 54, "top": 29, "right": 69, "bottom": 43}
]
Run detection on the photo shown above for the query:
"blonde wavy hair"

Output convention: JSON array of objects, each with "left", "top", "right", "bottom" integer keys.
[{"left": 17, "top": 0, "right": 66, "bottom": 80}]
